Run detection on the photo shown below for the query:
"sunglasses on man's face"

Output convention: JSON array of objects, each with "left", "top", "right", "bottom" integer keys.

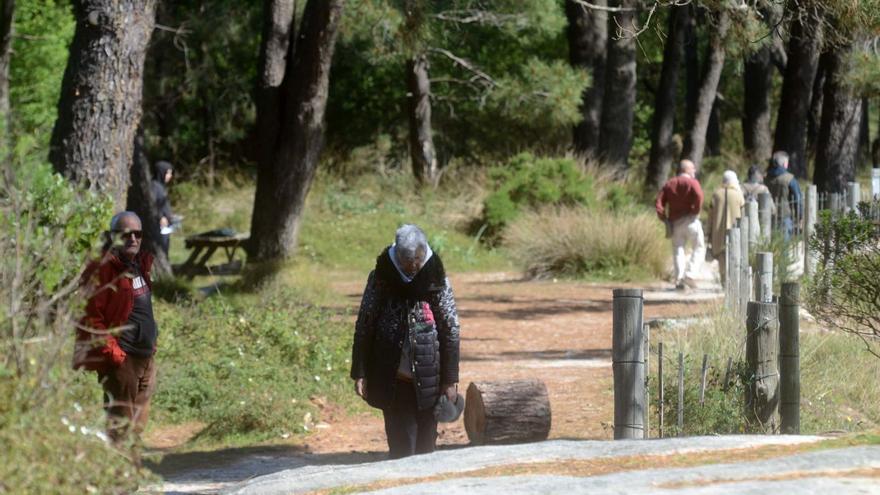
[{"left": 113, "top": 230, "right": 143, "bottom": 240}]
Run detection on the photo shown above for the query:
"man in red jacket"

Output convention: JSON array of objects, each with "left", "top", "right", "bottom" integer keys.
[
  {"left": 655, "top": 160, "right": 706, "bottom": 289},
  {"left": 75, "top": 211, "right": 158, "bottom": 456}
]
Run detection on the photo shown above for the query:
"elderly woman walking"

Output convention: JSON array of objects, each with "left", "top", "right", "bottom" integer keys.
[
  {"left": 707, "top": 170, "right": 745, "bottom": 285},
  {"left": 350, "top": 224, "right": 461, "bottom": 459}
]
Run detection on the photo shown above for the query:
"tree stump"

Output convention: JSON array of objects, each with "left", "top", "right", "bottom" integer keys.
[{"left": 464, "top": 380, "right": 551, "bottom": 445}]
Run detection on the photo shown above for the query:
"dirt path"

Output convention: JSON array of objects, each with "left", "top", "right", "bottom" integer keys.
[{"left": 294, "top": 271, "right": 719, "bottom": 454}]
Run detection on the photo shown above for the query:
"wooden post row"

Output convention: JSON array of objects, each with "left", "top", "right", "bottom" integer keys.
[
  {"left": 758, "top": 192, "right": 772, "bottom": 241},
  {"left": 804, "top": 185, "right": 817, "bottom": 278},
  {"left": 612, "top": 289, "right": 645, "bottom": 440},
  {"left": 755, "top": 252, "right": 773, "bottom": 303}
]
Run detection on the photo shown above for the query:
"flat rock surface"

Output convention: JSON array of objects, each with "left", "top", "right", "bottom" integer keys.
[
  {"left": 217, "top": 435, "right": 823, "bottom": 495},
  {"left": 363, "top": 445, "right": 880, "bottom": 495}
]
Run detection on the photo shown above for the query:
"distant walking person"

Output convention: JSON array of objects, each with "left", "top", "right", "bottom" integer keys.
[
  {"left": 350, "top": 224, "right": 461, "bottom": 459},
  {"left": 764, "top": 151, "right": 801, "bottom": 241},
  {"left": 74, "top": 212, "right": 159, "bottom": 465},
  {"left": 741, "top": 164, "right": 776, "bottom": 214},
  {"left": 707, "top": 170, "right": 745, "bottom": 285},
  {"left": 151, "top": 160, "right": 176, "bottom": 255},
  {"left": 656, "top": 160, "right": 706, "bottom": 290}
]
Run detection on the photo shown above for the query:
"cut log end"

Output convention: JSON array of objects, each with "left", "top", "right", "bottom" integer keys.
[{"left": 464, "top": 380, "right": 551, "bottom": 446}]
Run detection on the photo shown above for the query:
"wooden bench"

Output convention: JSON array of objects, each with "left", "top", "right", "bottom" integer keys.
[{"left": 174, "top": 231, "right": 250, "bottom": 278}]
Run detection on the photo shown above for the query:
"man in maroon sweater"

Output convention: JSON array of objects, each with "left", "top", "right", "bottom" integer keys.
[{"left": 655, "top": 160, "right": 706, "bottom": 289}]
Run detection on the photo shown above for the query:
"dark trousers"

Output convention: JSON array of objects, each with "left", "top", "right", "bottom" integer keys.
[
  {"left": 98, "top": 355, "right": 157, "bottom": 449},
  {"left": 382, "top": 379, "right": 437, "bottom": 459},
  {"left": 159, "top": 233, "right": 170, "bottom": 255}
]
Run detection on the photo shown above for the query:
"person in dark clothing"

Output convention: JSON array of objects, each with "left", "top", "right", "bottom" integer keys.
[
  {"left": 75, "top": 212, "right": 159, "bottom": 463},
  {"left": 765, "top": 151, "right": 802, "bottom": 241},
  {"left": 350, "top": 224, "right": 461, "bottom": 459},
  {"left": 151, "top": 160, "right": 175, "bottom": 255}
]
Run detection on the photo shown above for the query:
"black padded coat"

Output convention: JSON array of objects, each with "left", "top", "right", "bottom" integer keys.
[{"left": 350, "top": 248, "right": 460, "bottom": 411}]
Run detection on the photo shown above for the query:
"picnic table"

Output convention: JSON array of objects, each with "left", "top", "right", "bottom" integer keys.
[{"left": 174, "top": 229, "right": 250, "bottom": 278}]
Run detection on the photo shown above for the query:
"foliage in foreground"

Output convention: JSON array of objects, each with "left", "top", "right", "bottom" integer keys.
[
  {"left": 0, "top": 166, "right": 151, "bottom": 493},
  {"left": 504, "top": 206, "right": 667, "bottom": 280}
]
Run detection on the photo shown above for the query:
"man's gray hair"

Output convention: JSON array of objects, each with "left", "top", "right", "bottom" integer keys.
[
  {"left": 772, "top": 151, "right": 789, "bottom": 168},
  {"left": 395, "top": 224, "right": 428, "bottom": 261},
  {"left": 109, "top": 211, "right": 141, "bottom": 231}
]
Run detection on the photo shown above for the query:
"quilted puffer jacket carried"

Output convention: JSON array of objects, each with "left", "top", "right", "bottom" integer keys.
[{"left": 350, "top": 247, "right": 460, "bottom": 411}]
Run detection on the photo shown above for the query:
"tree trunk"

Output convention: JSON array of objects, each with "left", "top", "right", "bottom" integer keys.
[
  {"left": 806, "top": 53, "right": 827, "bottom": 160},
  {"left": 858, "top": 97, "right": 870, "bottom": 168},
  {"left": 252, "top": 0, "right": 295, "bottom": 165},
  {"left": 565, "top": 0, "right": 607, "bottom": 158},
  {"left": 464, "top": 380, "right": 551, "bottom": 445},
  {"left": 814, "top": 44, "right": 861, "bottom": 194},
  {"left": 684, "top": 6, "right": 699, "bottom": 131},
  {"left": 706, "top": 97, "right": 721, "bottom": 157},
  {"left": 126, "top": 129, "right": 172, "bottom": 277},
  {"left": 681, "top": 8, "right": 729, "bottom": 169},
  {"left": 406, "top": 54, "right": 439, "bottom": 185},
  {"left": 248, "top": 0, "right": 343, "bottom": 262},
  {"left": 773, "top": 4, "right": 822, "bottom": 179},
  {"left": 645, "top": 6, "right": 688, "bottom": 191},
  {"left": 49, "top": 0, "right": 157, "bottom": 210},
  {"left": 743, "top": 45, "right": 773, "bottom": 162},
  {"left": 0, "top": 0, "right": 14, "bottom": 140},
  {"left": 598, "top": 0, "right": 637, "bottom": 169}
]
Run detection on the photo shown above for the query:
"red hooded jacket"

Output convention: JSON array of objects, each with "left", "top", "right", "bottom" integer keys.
[{"left": 73, "top": 250, "right": 154, "bottom": 372}]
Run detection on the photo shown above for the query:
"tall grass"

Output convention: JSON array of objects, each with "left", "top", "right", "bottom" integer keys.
[
  {"left": 504, "top": 207, "right": 667, "bottom": 280},
  {"left": 650, "top": 308, "right": 880, "bottom": 436}
]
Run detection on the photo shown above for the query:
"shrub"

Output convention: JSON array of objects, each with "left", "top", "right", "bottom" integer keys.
[
  {"left": 805, "top": 204, "right": 880, "bottom": 358},
  {"left": 504, "top": 206, "right": 666, "bottom": 280},
  {"left": 151, "top": 284, "right": 355, "bottom": 443},
  {"left": 0, "top": 165, "right": 151, "bottom": 493},
  {"left": 482, "top": 153, "right": 594, "bottom": 238}
]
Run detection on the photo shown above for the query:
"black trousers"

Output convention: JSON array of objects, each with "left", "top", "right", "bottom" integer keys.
[{"left": 382, "top": 379, "right": 437, "bottom": 459}]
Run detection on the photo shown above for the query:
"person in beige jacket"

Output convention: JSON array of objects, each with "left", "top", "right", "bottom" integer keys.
[{"left": 707, "top": 170, "right": 745, "bottom": 285}]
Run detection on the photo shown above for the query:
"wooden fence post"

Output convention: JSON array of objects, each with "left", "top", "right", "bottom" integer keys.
[
  {"left": 722, "top": 356, "right": 733, "bottom": 391},
  {"left": 872, "top": 169, "right": 880, "bottom": 199},
  {"left": 730, "top": 227, "right": 741, "bottom": 314},
  {"left": 699, "top": 354, "right": 709, "bottom": 406},
  {"left": 755, "top": 252, "right": 773, "bottom": 303},
  {"left": 677, "top": 352, "right": 684, "bottom": 436},
  {"left": 725, "top": 232, "right": 732, "bottom": 309},
  {"left": 758, "top": 192, "right": 772, "bottom": 241},
  {"left": 847, "top": 182, "right": 861, "bottom": 213},
  {"left": 779, "top": 282, "right": 800, "bottom": 434},
  {"left": 830, "top": 192, "right": 842, "bottom": 215},
  {"left": 612, "top": 289, "right": 645, "bottom": 439},
  {"left": 804, "top": 185, "right": 818, "bottom": 278},
  {"left": 739, "top": 214, "right": 751, "bottom": 318},
  {"left": 747, "top": 200, "right": 759, "bottom": 248},
  {"left": 658, "top": 342, "right": 664, "bottom": 438},
  {"left": 643, "top": 323, "right": 650, "bottom": 438},
  {"left": 746, "top": 301, "right": 780, "bottom": 432}
]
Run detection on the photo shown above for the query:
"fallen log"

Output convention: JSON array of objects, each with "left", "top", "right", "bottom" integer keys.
[{"left": 464, "top": 380, "right": 551, "bottom": 445}]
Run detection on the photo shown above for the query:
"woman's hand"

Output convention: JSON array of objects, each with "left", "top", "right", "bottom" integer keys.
[{"left": 355, "top": 378, "right": 367, "bottom": 400}]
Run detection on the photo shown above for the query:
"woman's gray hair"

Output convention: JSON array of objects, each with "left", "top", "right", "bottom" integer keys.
[{"left": 395, "top": 224, "right": 428, "bottom": 261}]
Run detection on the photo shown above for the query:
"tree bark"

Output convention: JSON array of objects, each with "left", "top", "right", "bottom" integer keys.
[
  {"left": 406, "top": 53, "right": 439, "bottom": 185},
  {"left": 806, "top": 53, "right": 827, "bottom": 159},
  {"left": 49, "top": 0, "right": 157, "bottom": 210},
  {"left": 773, "top": 4, "right": 822, "bottom": 179},
  {"left": 566, "top": 0, "right": 607, "bottom": 158},
  {"left": 681, "top": 8, "right": 729, "bottom": 169},
  {"left": 0, "top": 0, "right": 14, "bottom": 140},
  {"left": 126, "top": 129, "right": 171, "bottom": 277},
  {"left": 253, "top": 0, "right": 295, "bottom": 165},
  {"left": 598, "top": 0, "right": 637, "bottom": 169},
  {"left": 706, "top": 97, "right": 721, "bottom": 157},
  {"left": 743, "top": 45, "right": 773, "bottom": 162},
  {"left": 248, "top": 0, "right": 343, "bottom": 262},
  {"left": 645, "top": 6, "right": 688, "bottom": 191},
  {"left": 684, "top": 6, "right": 699, "bottom": 131},
  {"left": 858, "top": 97, "right": 870, "bottom": 168},
  {"left": 814, "top": 44, "right": 862, "bottom": 194}
]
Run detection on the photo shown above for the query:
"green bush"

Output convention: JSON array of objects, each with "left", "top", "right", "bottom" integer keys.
[
  {"left": 0, "top": 165, "right": 151, "bottom": 493},
  {"left": 152, "top": 284, "right": 355, "bottom": 444},
  {"left": 482, "top": 153, "right": 594, "bottom": 237}
]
